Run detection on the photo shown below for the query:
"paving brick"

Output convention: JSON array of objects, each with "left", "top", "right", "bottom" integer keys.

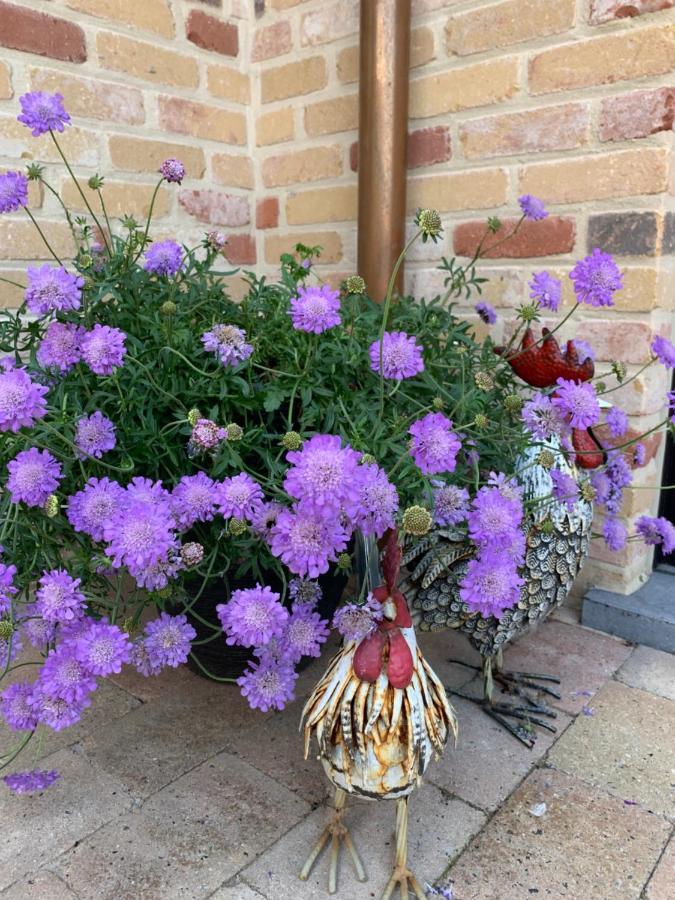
[
  {"left": 286, "top": 186, "right": 357, "bottom": 225},
  {"left": 616, "top": 645, "right": 675, "bottom": 701},
  {"left": 212, "top": 153, "right": 254, "bottom": 189},
  {"left": 209, "top": 884, "right": 266, "bottom": 900},
  {"left": 264, "top": 231, "right": 342, "bottom": 264},
  {"left": 109, "top": 136, "right": 205, "bottom": 180},
  {"left": 664, "top": 212, "right": 675, "bottom": 254},
  {"left": 645, "top": 835, "right": 675, "bottom": 900},
  {"left": 186, "top": 10, "right": 238, "bottom": 57},
  {"left": 410, "top": 58, "right": 519, "bottom": 118},
  {"left": 1, "top": 869, "right": 78, "bottom": 899},
  {"left": 97, "top": 33, "right": 199, "bottom": 88},
  {"left": 207, "top": 65, "right": 250, "bottom": 105},
  {"left": 0, "top": 117, "right": 99, "bottom": 167},
  {"left": 454, "top": 217, "right": 576, "bottom": 259},
  {"left": 0, "top": 60, "right": 12, "bottom": 99},
  {"left": 61, "top": 180, "right": 170, "bottom": 220},
  {"left": 446, "top": 767, "right": 671, "bottom": 900},
  {"left": 0, "top": 220, "right": 75, "bottom": 261},
  {"left": 590, "top": 0, "right": 675, "bottom": 24},
  {"left": 256, "top": 107, "right": 295, "bottom": 146},
  {"left": 447, "top": 0, "right": 576, "bottom": 56},
  {"left": 65, "top": 0, "right": 174, "bottom": 37},
  {"left": 256, "top": 197, "right": 279, "bottom": 230},
  {"left": 587, "top": 212, "right": 659, "bottom": 257},
  {"left": 225, "top": 234, "right": 256, "bottom": 265},
  {"left": 300, "top": 0, "right": 359, "bottom": 47},
  {"left": 304, "top": 95, "right": 358, "bottom": 137},
  {"left": 0, "top": 2, "right": 86, "bottom": 64},
  {"left": 262, "top": 146, "right": 342, "bottom": 187},
  {"left": 158, "top": 97, "right": 246, "bottom": 145},
  {"left": 30, "top": 69, "right": 144, "bottom": 125},
  {"left": 600, "top": 87, "right": 675, "bottom": 142},
  {"left": 408, "top": 168, "right": 507, "bottom": 213},
  {"left": 252, "top": 20, "right": 292, "bottom": 61},
  {"left": 460, "top": 103, "right": 589, "bottom": 160},
  {"left": 261, "top": 57, "right": 327, "bottom": 103},
  {"left": 243, "top": 783, "right": 485, "bottom": 899},
  {"left": 179, "top": 189, "right": 249, "bottom": 227}
]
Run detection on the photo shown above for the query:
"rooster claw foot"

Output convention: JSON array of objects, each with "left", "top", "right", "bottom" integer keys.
[
  {"left": 495, "top": 670, "right": 562, "bottom": 702},
  {"left": 381, "top": 865, "right": 427, "bottom": 900},
  {"left": 299, "top": 790, "right": 366, "bottom": 895},
  {"left": 484, "top": 699, "right": 557, "bottom": 748}
]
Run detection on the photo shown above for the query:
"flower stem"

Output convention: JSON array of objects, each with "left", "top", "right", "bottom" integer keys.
[
  {"left": 23, "top": 207, "right": 62, "bottom": 265},
  {"left": 132, "top": 179, "right": 164, "bottom": 264}
]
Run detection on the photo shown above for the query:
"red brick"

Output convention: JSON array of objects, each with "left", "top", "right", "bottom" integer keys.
[
  {"left": 256, "top": 197, "right": 279, "bottom": 230},
  {"left": 178, "top": 189, "right": 249, "bottom": 226},
  {"left": 252, "top": 21, "right": 292, "bottom": 62},
  {"left": 186, "top": 10, "right": 238, "bottom": 57},
  {"left": 589, "top": 0, "right": 674, "bottom": 24},
  {"left": 0, "top": 2, "right": 86, "bottom": 63},
  {"left": 350, "top": 126, "right": 452, "bottom": 173},
  {"left": 599, "top": 87, "right": 675, "bottom": 142},
  {"left": 225, "top": 234, "right": 256, "bottom": 265},
  {"left": 453, "top": 217, "right": 576, "bottom": 259},
  {"left": 459, "top": 103, "right": 589, "bottom": 160},
  {"left": 571, "top": 319, "right": 654, "bottom": 365}
]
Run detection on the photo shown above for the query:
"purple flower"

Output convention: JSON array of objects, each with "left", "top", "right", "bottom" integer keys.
[
  {"left": 282, "top": 606, "right": 330, "bottom": 663},
  {"left": 284, "top": 434, "right": 362, "bottom": 514},
  {"left": 408, "top": 412, "right": 462, "bottom": 475},
  {"left": 237, "top": 657, "right": 297, "bottom": 712},
  {"left": 289, "top": 284, "right": 341, "bottom": 334},
  {"left": 595, "top": 452, "right": 633, "bottom": 517},
  {"left": 369, "top": 331, "right": 424, "bottom": 380},
  {"left": 432, "top": 483, "right": 469, "bottom": 527},
  {"left": 171, "top": 473, "right": 217, "bottom": 530},
  {"left": 0, "top": 170, "right": 29, "bottom": 214},
  {"left": 667, "top": 390, "right": 675, "bottom": 424},
  {"left": 39, "top": 645, "right": 97, "bottom": 704},
  {"left": 570, "top": 249, "right": 623, "bottom": 307},
  {"left": 37, "top": 321, "right": 84, "bottom": 373},
  {"left": 29, "top": 684, "right": 90, "bottom": 731},
  {"left": 217, "top": 584, "right": 288, "bottom": 648},
  {"left": 35, "top": 569, "right": 86, "bottom": 623},
  {"left": 269, "top": 501, "right": 350, "bottom": 578},
  {"left": 75, "top": 620, "right": 131, "bottom": 676},
  {"left": 7, "top": 448, "right": 62, "bottom": 507},
  {"left": 353, "top": 463, "right": 399, "bottom": 538},
  {"left": 127, "top": 477, "right": 171, "bottom": 509},
  {"left": 81, "top": 325, "right": 127, "bottom": 376},
  {"left": 103, "top": 500, "right": 178, "bottom": 583},
  {"left": 288, "top": 577, "right": 322, "bottom": 607},
  {"left": 18, "top": 91, "right": 70, "bottom": 136},
  {"left": 144, "top": 612, "right": 196, "bottom": 668},
  {"left": 573, "top": 339, "right": 595, "bottom": 362},
  {"left": 603, "top": 517, "right": 627, "bottom": 552},
  {"left": 581, "top": 705, "right": 595, "bottom": 717},
  {"left": 518, "top": 194, "right": 548, "bottom": 221},
  {"left": 528, "top": 271, "right": 561, "bottom": 311},
  {"left": 467, "top": 485, "right": 523, "bottom": 553},
  {"left": 0, "top": 630, "right": 21, "bottom": 670},
  {"left": 553, "top": 378, "right": 600, "bottom": 430},
  {"left": 487, "top": 471, "right": 523, "bottom": 502},
  {"left": 651, "top": 335, "right": 675, "bottom": 369},
  {"left": 550, "top": 469, "right": 579, "bottom": 512},
  {"left": 633, "top": 442, "right": 646, "bottom": 466},
  {"left": 67, "top": 477, "right": 125, "bottom": 542},
  {"left": 0, "top": 561, "right": 18, "bottom": 615},
  {"left": 201, "top": 324, "right": 253, "bottom": 367},
  {"left": 249, "top": 501, "right": 284, "bottom": 539},
  {"left": 333, "top": 593, "right": 383, "bottom": 642},
  {"left": 143, "top": 240, "right": 183, "bottom": 277},
  {"left": 459, "top": 550, "right": 524, "bottom": 618},
  {"left": 635, "top": 516, "right": 675, "bottom": 554},
  {"left": 1, "top": 682, "right": 38, "bottom": 732},
  {"left": 3, "top": 769, "right": 60, "bottom": 795},
  {"left": 522, "top": 393, "right": 567, "bottom": 440},
  {"left": 188, "top": 418, "right": 227, "bottom": 455},
  {"left": 129, "top": 639, "right": 162, "bottom": 677},
  {"left": 25, "top": 265, "right": 84, "bottom": 316},
  {"left": 19, "top": 606, "right": 56, "bottom": 650},
  {"left": 159, "top": 158, "right": 185, "bottom": 184},
  {"left": 74, "top": 411, "right": 116, "bottom": 460},
  {"left": 215, "top": 473, "right": 264, "bottom": 520},
  {"left": 474, "top": 301, "right": 497, "bottom": 325},
  {"left": 0, "top": 366, "right": 48, "bottom": 432}
]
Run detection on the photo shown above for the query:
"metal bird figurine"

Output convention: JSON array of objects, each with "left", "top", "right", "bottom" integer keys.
[{"left": 300, "top": 530, "right": 457, "bottom": 899}]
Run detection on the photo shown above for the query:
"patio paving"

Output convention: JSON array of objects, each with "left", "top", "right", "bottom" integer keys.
[{"left": 2, "top": 613, "right": 674, "bottom": 899}]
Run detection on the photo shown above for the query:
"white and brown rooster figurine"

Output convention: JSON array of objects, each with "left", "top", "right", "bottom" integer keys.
[{"left": 300, "top": 529, "right": 457, "bottom": 899}]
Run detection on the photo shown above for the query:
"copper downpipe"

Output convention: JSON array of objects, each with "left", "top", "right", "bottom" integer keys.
[{"left": 357, "top": 0, "right": 411, "bottom": 302}]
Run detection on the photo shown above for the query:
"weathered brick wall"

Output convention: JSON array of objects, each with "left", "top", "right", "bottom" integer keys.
[{"left": 1, "top": 0, "right": 673, "bottom": 595}]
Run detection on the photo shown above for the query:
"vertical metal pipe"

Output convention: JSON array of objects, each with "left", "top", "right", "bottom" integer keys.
[{"left": 357, "top": 0, "right": 411, "bottom": 302}]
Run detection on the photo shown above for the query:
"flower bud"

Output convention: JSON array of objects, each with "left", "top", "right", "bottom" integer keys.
[
  {"left": 580, "top": 481, "right": 595, "bottom": 502},
  {"left": 611, "top": 360, "right": 627, "bottom": 382},
  {"left": 344, "top": 275, "right": 366, "bottom": 295},
  {"left": 416, "top": 208, "right": 442, "bottom": 240},
  {"left": 281, "top": 431, "right": 303, "bottom": 451},
  {"left": 226, "top": 423, "right": 244, "bottom": 441},
  {"left": 474, "top": 413, "right": 488, "bottom": 430},
  {"left": 402, "top": 505, "right": 432, "bottom": 536},
  {"left": 187, "top": 408, "right": 202, "bottom": 427},
  {"left": 43, "top": 494, "right": 59, "bottom": 518},
  {"left": 504, "top": 394, "right": 522, "bottom": 414},
  {"left": 336, "top": 553, "right": 352, "bottom": 570},
  {"left": 487, "top": 216, "right": 502, "bottom": 233},
  {"left": 432, "top": 396, "right": 444, "bottom": 410},
  {"left": 360, "top": 453, "right": 376, "bottom": 465},
  {"left": 229, "top": 518, "right": 248, "bottom": 536},
  {"left": 540, "top": 519, "right": 555, "bottom": 535},
  {"left": 26, "top": 163, "right": 44, "bottom": 181},
  {"left": 121, "top": 617, "right": 138, "bottom": 635},
  {"left": 518, "top": 304, "right": 539, "bottom": 322},
  {"left": 161, "top": 300, "right": 177, "bottom": 317},
  {"left": 159, "top": 158, "right": 185, "bottom": 184},
  {"left": 88, "top": 174, "right": 104, "bottom": 190},
  {"left": 0, "top": 619, "right": 14, "bottom": 640},
  {"left": 206, "top": 230, "right": 227, "bottom": 251}
]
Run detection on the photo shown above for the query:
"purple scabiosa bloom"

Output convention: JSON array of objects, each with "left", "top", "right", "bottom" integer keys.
[
  {"left": 35, "top": 569, "right": 86, "bottom": 623},
  {"left": 143, "top": 612, "right": 196, "bottom": 668},
  {"left": 651, "top": 335, "right": 675, "bottom": 369},
  {"left": 408, "top": 412, "right": 462, "bottom": 476},
  {"left": 0, "top": 561, "right": 18, "bottom": 616},
  {"left": 201, "top": 324, "right": 253, "bottom": 367},
  {"left": 284, "top": 434, "right": 362, "bottom": 514},
  {"left": 603, "top": 517, "right": 627, "bottom": 552},
  {"left": 103, "top": 500, "right": 177, "bottom": 581},
  {"left": 74, "top": 411, "right": 116, "bottom": 460},
  {"left": 1, "top": 682, "right": 37, "bottom": 732},
  {"left": 237, "top": 657, "right": 297, "bottom": 712},
  {"left": 590, "top": 470, "right": 611, "bottom": 506},
  {"left": 521, "top": 392, "right": 567, "bottom": 441},
  {"left": 528, "top": 271, "right": 561, "bottom": 311},
  {"left": 573, "top": 339, "right": 595, "bottom": 362},
  {"left": 18, "top": 91, "right": 70, "bottom": 136},
  {"left": 333, "top": 594, "right": 383, "bottom": 642},
  {"left": 280, "top": 606, "right": 329, "bottom": 663},
  {"left": 143, "top": 240, "right": 183, "bottom": 277},
  {"left": 635, "top": 515, "right": 675, "bottom": 554},
  {"left": 518, "top": 194, "right": 548, "bottom": 221},
  {"left": 570, "top": 248, "right": 623, "bottom": 307},
  {"left": 474, "top": 301, "right": 497, "bottom": 325},
  {"left": 159, "top": 158, "right": 185, "bottom": 184},
  {"left": 19, "top": 606, "right": 56, "bottom": 650},
  {"left": 633, "top": 442, "right": 646, "bottom": 466},
  {"left": 25, "top": 265, "right": 84, "bottom": 316},
  {"left": 171, "top": 473, "right": 217, "bottom": 530},
  {"left": 188, "top": 418, "right": 227, "bottom": 455},
  {"left": 3, "top": 769, "right": 60, "bottom": 794},
  {"left": 0, "top": 366, "right": 48, "bottom": 432},
  {"left": 37, "top": 321, "right": 84, "bottom": 373},
  {"left": 353, "top": 463, "right": 399, "bottom": 538},
  {"left": 486, "top": 471, "right": 523, "bottom": 503},
  {"left": 249, "top": 500, "right": 284, "bottom": 539},
  {"left": 288, "top": 577, "right": 322, "bottom": 607},
  {"left": 0, "top": 631, "right": 21, "bottom": 670},
  {"left": 67, "top": 477, "right": 125, "bottom": 542},
  {"left": 129, "top": 639, "right": 162, "bottom": 677},
  {"left": 39, "top": 645, "right": 97, "bottom": 704},
  {"left": 552, "top": 378, "right": 600, "bottom": 429},
  {"left": 0, "top": 170, "right": 29, "bottom": 213},
  {"left": 125, "top": 476, "right": 171, "bottom": 510},
  {"left": 217, "top": 584, "right": 288, "bottom": 648},
  {"left": 433, "top": 483, "right": 469, "bottom": 527},
  {"left": 7, "top": 448, "right": 62, "bottom": 507},
  {"left": 289, "top": 284, "right": 341, "bottom": 334},
  {"left": 29, "top": 684, "right": 90, "bottom": 731},
  {"left": 550, "top": 469, "right": 579, "bottom": 512},
  {"left": 467, "top": 485, "right": 523, "bottom": 553},
  {"left": 206, "top": 230, "right": 227, "bottom": 251},
  {"left": 269, "top": 501, "right": 350, "bottom": 578},
  {"left": 667, "top": 390, "right": 675, "bottom": 424},
  {"left": 75, "top": 620, "right": 131, "bottom": 676},
  {"left": 81, "top": 324, "right": 127, "bottom": 376},
  {"left": 459, "top": 551, "right": 524, "bottom": 619},
  {"left": 368, "top": 331, "right": 425, "bottom": 381},
  {"left": 215, "top": 473, "right": 264, "bottom": 520}
]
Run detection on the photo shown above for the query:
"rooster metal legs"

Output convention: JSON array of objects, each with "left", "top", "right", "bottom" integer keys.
[
  {"left": 381, "top": 798, "right": 426, "bottom": 900},
  {"left": 299, "top": 787, "right": 367, "bottom": 894}
]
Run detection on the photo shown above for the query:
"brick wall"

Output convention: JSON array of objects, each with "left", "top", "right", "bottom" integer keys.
[{"left": 1, "top": 0, "right": 673, "bottom": 595}]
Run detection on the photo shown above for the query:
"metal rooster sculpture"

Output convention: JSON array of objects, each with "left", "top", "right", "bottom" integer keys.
[
  {"left": 402, "top": 327, "right": 598, "bottom": 747},
  {"left": 301, "top": 530, "right": 457, "bottom": 899}
]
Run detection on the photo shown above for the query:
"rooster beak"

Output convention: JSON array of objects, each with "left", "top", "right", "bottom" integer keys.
[{"left": 382, "top": 598, "right": 397, "bottom": 621}]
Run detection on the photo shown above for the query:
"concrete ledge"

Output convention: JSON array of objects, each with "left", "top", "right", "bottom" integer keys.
[{"left": 582, "top": 571, "right": 675, "bottom": 653}]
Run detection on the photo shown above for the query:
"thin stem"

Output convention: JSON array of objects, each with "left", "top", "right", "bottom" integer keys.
[
  {"left": 502, "top": 302, "right": 581, "bottom": 365},
  {"left": 40, "top": 177, "right": 78, "bottom": 242},
  {"left": 132, "top": 179, "right": 164, "bottom": 264},
  {"left": 23, "top": 208, "right": 62, "bottom": 264},
  {"left": 161, "top": 346, "right": 220, "bottom": 379},
  {"left": 97, "top": 188, "right": 113, "bottom": 245},
  {"left": 598, "top": 359, "right": 655, "bottom": 396},
  {"left": 0, "top": 275, "right": 25, "bottom": 289}
]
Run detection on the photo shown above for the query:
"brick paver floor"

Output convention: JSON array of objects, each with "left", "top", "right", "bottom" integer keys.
[{"left": 2, "top": 608, "right": 673, "bottom": 899}]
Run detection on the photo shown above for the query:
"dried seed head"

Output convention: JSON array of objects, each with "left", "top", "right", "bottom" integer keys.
[
  {"left": 580, "top": 481, "right": 596, "bottom": 502},
  {"left": 474, "top": 371, "right": 494, "bottom": 391},
  {"left": 416, "top": 208, "right": 442, "bottom": 239},
  {"left": 344, "top": 275, "right": 366, "bottom": 295},
  {"left": 226, "top": 423, "right": 244, "bottom": 441},
  {"left": 402, "top": 505, "right": 432, "bottom": 536},
  {"left": 537, "top": 449, "right": 555, "bottom": 469}
]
